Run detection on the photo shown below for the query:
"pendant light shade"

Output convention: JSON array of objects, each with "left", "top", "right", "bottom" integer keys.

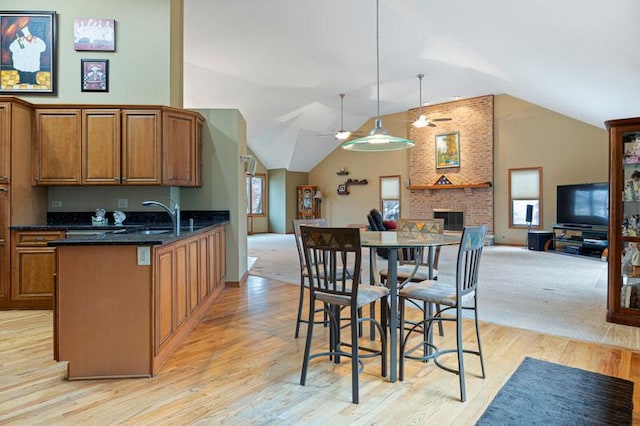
[{"left": 341, "top": 0, "right": 414, "bottom": 152}]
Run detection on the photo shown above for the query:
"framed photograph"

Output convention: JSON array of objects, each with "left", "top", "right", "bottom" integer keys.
[
  {"left": 435, "top": 131, "right": 460, "bottom": 168},
  {"left": 0, "top": 11, "right": 56, "bottom": 94},
  {"left": 337, "top": 184, "right": 349, "bottom": 195},
  {"left": 73, "top": 18, "right": 115, "bottom": 51},
  {"left": 81, "top": 59, "right": 108, "bottom": 92}
]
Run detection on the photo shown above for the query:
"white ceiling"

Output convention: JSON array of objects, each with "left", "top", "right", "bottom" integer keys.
[{"left": 183, "top": 0, "right": 640, "bottom": 172}]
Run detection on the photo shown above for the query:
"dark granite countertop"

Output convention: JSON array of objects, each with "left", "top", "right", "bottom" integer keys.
[
  {"left": 11, "top": 210, "right": 230, "bottom": 246},
  {"left": 47, "top": 223, "right": 227, "bottom": 246}
]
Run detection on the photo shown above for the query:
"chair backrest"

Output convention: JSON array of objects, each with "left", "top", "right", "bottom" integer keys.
[
  {"left": 367, "top": 209, "right": 387, "bottom": 231},
  {"left": 292, "top": 218, "right": 328, "bottom": 271},
  {"left": 456, "top": 225, "right": 488, "bottom": 296},
  {"left": 396, "top": 218, "right": 445, "bottom": 267},
  {"left": 300, "top": 226, "right": 362, "bottom": 303}
]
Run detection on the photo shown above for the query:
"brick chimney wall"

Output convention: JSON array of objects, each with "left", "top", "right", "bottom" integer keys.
[{"left": 407, "top": 95, "right": 494, "bottom": 233}]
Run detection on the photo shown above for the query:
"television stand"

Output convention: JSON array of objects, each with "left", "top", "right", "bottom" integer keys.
[{"left": 552, "top": 224, "right": 608, "bottom": 260}]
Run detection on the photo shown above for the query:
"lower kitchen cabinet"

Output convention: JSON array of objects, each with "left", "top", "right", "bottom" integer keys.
[
  {"left": 4, "top": 230, "right": 63, "bottom": 309},
  {"left": 153, "top": 227, "right": 226, "bottom": 366},
  {"left": 55, "top": 225, "right": 226, "bottom": 379}
]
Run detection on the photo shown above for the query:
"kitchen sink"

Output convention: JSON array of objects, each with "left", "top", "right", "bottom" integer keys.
[{"left": 139, "top": 229, "right": 172, "bottom": 235}]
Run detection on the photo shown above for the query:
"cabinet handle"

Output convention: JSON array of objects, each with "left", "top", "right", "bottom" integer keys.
[
  {"left": 0, "top": 175, "right": 7, "bottom": 181},
  {"left": 33, "top": 237, "right": 45, "bottom": 241},
  {"left": 0, "top": 188, "right": 7, "bottom": 192}
]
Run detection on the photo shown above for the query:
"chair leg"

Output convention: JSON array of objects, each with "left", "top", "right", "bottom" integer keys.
[
  {"left": 294, "top": 279, "right": 306, "bottom": 338},
  {"left": 350, "top": 306, "right": 359, "bottom": 404},
  {"left": 456, "top": 306, "right": 466, "bottom": 402},
  {"left": 300, "top": 295, "right": 316, "bottom": 386},
  {"left": 436, "top": 303, "right": 444, "bottom": 336},
  {"left": 399, "top": 296, "right": 406, "bottom": 381},
  {"left": 474, "top": 302, "right": 486, "bottom": 378},
  {"left": 379, "top": 297, "right": 388, "bottom": 378}
]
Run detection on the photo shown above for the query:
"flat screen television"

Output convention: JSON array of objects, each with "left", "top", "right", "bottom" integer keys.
[{"left": 556, "top": 182, "right": 609, "bottom": 228}]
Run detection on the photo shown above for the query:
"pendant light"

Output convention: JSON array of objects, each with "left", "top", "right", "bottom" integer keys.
[{"left": 341, "top": 0, "right": 414, "bottom": 152}]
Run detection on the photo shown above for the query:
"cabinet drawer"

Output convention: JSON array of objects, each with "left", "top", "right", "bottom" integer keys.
[{"left": 15, "top": 231, "right": 65, "bottom": 246}]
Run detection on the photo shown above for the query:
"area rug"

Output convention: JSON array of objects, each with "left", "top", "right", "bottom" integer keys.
[{"left": 476, "top": 357, "right": 634, "bottom": 425}]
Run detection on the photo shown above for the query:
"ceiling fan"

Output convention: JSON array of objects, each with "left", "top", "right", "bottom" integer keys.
[
  {"left": 318, "top": 93, "right": 362, "bottom": 141},
  {"left": 412, "top": 74, "right": 452, "bottom": 128}
]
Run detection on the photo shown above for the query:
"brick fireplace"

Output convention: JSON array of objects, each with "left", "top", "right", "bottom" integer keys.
[{"left": 406, "top": 95, "right": 494, "bottom": 234}]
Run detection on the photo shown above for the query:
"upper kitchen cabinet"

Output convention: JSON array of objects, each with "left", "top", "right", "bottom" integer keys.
[
  {"left": 162, "top": 108, "right": 203, "bottom": 187},
  {"left": 122, "top": 109, "right": 162, "bottom": 185},
  {"left": 33, "top": 109, "right": 82, "bottom": 185},
  {"left": 33, "top": 105, "right": 204, "bottom": 187},
  {"left": 83, "top": 109, "right": 121, "bottom": 185}
]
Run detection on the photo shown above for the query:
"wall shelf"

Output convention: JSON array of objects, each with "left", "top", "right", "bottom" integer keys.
[{"left": 407, "top": 182, "right": 492, "bottom": 190}]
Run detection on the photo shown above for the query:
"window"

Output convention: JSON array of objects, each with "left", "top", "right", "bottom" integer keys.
[
  {"left": 509, "top": 167, "right": 542, "bottom": 228},
  {"left": 246, "top": 173, "right": 266, "bottom": 216},
  {"left": 380, "top": 175, "right": 401, "bottom": 221}
]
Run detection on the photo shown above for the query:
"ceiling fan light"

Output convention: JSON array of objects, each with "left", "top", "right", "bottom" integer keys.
[
  {"left": 412, "top": 114, "right": 429, "bottom": 128},
  {"left": 335, "top": 130, "right": 351, "bottom": 140}
]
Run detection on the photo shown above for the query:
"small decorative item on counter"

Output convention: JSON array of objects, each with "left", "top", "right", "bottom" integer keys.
[
  {"left": 113, "top": 210, "right": 126, "bottom": 225},
  {"left": 92, "top": 208, "right": 108, "bottom": 226}
]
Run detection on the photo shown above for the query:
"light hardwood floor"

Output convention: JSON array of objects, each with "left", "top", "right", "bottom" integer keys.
[{"left": 1, "top": 275, "right": 639, "bottom": 425}]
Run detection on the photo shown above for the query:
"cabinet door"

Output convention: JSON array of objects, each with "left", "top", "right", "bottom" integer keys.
[
  {"left": 34, "top": 109, "right": 82, "bottom": 185},
  {"left": 297, "top": 186, "right": 317, "bottom": 219},
  {"left": 154, "top": 245, "right": 174, "bottom": 354},
  {"left": 82, "top": 109, "right": 121, "bottom": 184},
  {"left": 0, "top": 186, "right": 7, "bottom": 301},
  {"left": 198, "top": 235, "right": 209, "bottom": 301},
  {"left": 162, "top": 110, "right": 202, "bottom": 187},
  {"left": 0, "top": 103, "right": 10, "bottom": 184},
  {"left": 11, "top": 246, "right": 57, "bottom": 301},
  {"left": 174, "top": 240, "right": 189, "bottom": 328},
  {"left": 122, "top": 110, "right": 162, "bottom": 185},
  {"left": 188, "top": 238, "right": 200, "bottom": 313}
]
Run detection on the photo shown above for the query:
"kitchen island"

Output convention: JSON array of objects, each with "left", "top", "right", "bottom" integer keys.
[{"left": 49, "top": 222, "right": 226, "bottom": 379}]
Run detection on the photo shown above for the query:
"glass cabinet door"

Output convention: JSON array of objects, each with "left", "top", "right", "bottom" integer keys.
[{"left": 620, "top": 130, "right": 640, "bottom": 310}]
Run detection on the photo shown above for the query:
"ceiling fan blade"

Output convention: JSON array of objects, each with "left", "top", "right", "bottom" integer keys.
[
  {"left": 428, "top": 122, "right": 437, "bottom": 127},
  {"left": 432, "top": 117, "right": 452, "bottom": 122}
]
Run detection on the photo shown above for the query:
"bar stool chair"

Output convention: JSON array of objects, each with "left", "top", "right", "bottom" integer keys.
[
  {"left": 292, "top": 218, "right": 328, "bottom": 338},
  {"left": 398, "top": 225, "right": 488, "bottom": 402},
  {"left": 380, "top": 218, "right": 446, "bottom": 337},
  {"left": 299, "top": 226, "right": 389, "bottom": 404}
]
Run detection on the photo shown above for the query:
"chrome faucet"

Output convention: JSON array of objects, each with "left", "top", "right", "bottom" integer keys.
[{"left": 142, "top": 199, "right": 181, "bottom": 236}]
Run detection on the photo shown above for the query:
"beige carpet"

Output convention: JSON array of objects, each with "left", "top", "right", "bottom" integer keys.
[{"left": 248, "top": 233, "right": 640, "bottom": 350}]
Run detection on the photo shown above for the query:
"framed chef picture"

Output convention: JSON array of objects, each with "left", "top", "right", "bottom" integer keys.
[{"left": 0, "top": 10, "right": 56, "bottom": 94}]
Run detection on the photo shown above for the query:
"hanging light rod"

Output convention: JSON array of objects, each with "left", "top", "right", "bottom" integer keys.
[{"left": 341, "top": 0, "right": 414, "bottom": 152}]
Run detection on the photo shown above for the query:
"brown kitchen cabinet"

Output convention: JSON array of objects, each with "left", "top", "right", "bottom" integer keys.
[
  {"left": 0, "top": 98, "right": 48, "bottom": 309},
  {"left": 83, "top": 109, "right": 121, "bottom": 185},
  {"left": 9, "top": 230, "right": 64, "bottom": 309},
  {"left": 163, "top": 108, "right": 203, "bottom": 187},
  {"left": 55, "top": 225, "right": 226, "bottom": 379},
  {"left": 153, "top": 227, "right": 226, "bottom": 366},
  {"left": 122, "top": 109, "right": 163, "bottom": 185},
  {"left": 33, "top": 109, "right": 82, "bottom": 185},
  {"left": 33, "top": 105, "right": 203, "bottom": 187},
  {"left": 0, "top": 185, "right": 7, "bottom": 301}
]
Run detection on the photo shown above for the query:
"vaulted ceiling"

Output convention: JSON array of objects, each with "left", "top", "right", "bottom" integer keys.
[{"left": 183, "top": 0, "right": 640, "bottom": 172}]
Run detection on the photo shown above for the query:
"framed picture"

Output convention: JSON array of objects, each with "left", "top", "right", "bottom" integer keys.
[
  {"left": 435, "top": 131, "right": 460, "bottom": 169},
  {"left": 81, "top": 59, "right": 108, "bottom": 92},
  {"left": 337, "top": 184, "right": 349, "bottom": 195},
  {"left": 0, "top": 11, "right": 56, "bottom": 94},
  {"left": 73, "top": 18, "right": 115, "bottom": 51}
]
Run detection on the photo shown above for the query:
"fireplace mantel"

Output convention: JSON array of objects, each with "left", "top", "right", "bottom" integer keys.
[{"left": 407, "top": 182, "right": 492, "bottom": 191}]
